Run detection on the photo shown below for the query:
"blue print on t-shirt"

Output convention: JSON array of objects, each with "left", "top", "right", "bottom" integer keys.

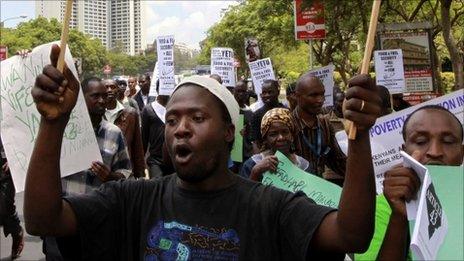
[{"left": 145, "top": 220, "right": 240, "bottom": 260}]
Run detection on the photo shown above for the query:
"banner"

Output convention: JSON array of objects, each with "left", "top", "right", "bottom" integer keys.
[
  {"left": 379, "top": 31, "right": 433, "bottom": 92},
  {"left": 423, "top": 165, "right": 464, "bottom": 260},
  {"left": 306, "top": 64, "right": 335, "bottom": 107},
  {"left": 262, "top": 151, "right": 341, "bottom": 208},
  {"left": 374, "top": 49, "right": 406, "bottom": 94},
  {"left": 336, "top": 90, "right": 464, "bottom": 194},
  {"left": 293, "top": 0, "right": 325, "bottom": 40},
  {"left": 156, "top": 35, "right": 176, "bottom": 96},
  {"left": 0, "top": 42, "right": 102, "bottom": 192},
  {"left": 410, "top": 162, "right": 448, "bottom": 260},
  {"left": 210, "top": 47, "right": 235, "bottom": 87},
  {"left": 248, "top": 58, "right": 275, "bottom": 102}
]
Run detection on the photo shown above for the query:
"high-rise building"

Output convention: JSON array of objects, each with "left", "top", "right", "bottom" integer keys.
[{"left": 35, "top": 0, "right": 145, "bottom": 55}]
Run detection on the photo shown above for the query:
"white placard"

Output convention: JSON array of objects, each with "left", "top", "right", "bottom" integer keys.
[
  {"left": 0, "top": 42, "right": 102, "bottom": 192},
  {"left": 306, "top": 64, "right": 335, "bottom": 107},
  {"left": 210, "top": 47, "right": 235, "bottom": 87},
  {"left": 374, "top": 49, "right": 406, "bottom": 94},
  {"left": 156, "top": 35, "right": 175, "bottom": 96},
  {"left": 380, "top": 31, "right": 433, "bottom": 92},
  {"left": 410, "top": 166, "right": 448, "bottom": 260},
  {"left": 336, "top": 90, "right": 464, "bottom": 194},
  {"left": 148, "top": 61, "right": 159, "bottom": 97},
  {"left": 249, "top": 58, "right": 275, "bottom": 101},
  {"left": 402, "top": 151, "right": 428, "bottom": 220}
]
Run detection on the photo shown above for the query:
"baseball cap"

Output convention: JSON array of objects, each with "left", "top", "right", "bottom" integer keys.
[{"left": 173, "top": 76, "right": 240, "bottom": 127}]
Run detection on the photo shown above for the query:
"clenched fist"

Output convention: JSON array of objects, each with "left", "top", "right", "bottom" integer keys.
[{"left": 32, "top": 44, "right": 80, "bottom": 121}]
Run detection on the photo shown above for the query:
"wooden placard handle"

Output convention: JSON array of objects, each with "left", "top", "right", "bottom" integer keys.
[
  {"left": 348, "top": 0, "right": 382, "bottom": 140},
  {"left": 56, "top": 0, "right": 73, "bottom": 73}
]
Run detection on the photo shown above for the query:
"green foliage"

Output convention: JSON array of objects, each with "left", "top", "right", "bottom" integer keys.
[
  {"left": 441, "top": 72, "right": 455, "bottom": 93},
  {"left": 199, "top": 0, "right": 462, "bottom": 91},
  {"left": 0, "top": 17, "right": 159, "bottom": 79}
]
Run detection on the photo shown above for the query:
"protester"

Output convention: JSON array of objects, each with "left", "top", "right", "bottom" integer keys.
[
  {"left": 133, "top": 74, "right": 155, "bottom": 111},
  {"left": 0, "top": 137, "right": 24, "bottom": 260},
  {"left": 41, "top": 77, "right": 133, "bottom": 259},
  {"left": 62, "top": 77, "right": 132, "bottom": 193},
  {"left": 25, "top": 45, "right": 382, "bottom": 259},
  {"left": 127, "top": 76, "right": 138, "bottom": 97},
  {"left": 359, "top": 105, "right": 464, "bottom": 260},
  {"left": 116, "top": 79, "right": 140, "bottom": 113},
  {"left": 326, "top": 88, "right": 345, "bottom": 133},
  {"left": 240, "top": 108, "right": 311, "bottom": 180},
  {"left": 250, "top": 79, "right": 285, "bottom": 153},
  {"left": 292, "top": 75, "right": 347, "bottom": 178},
  {"left": 285, "top": 82, "right": 297, "bottom": 111},
  {"left": 141, "top": 81, "right": 173, "bottom": 179},
  {"left": 392, "top": 93, "right": 411, "bottom": 112},
  {"left": 104, "top": 79, "right": 145, "bottom": 178}
]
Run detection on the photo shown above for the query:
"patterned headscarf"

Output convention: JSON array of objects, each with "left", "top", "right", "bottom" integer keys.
[{"left": 260, "top": 108, "right": 294, "bottom": 137}]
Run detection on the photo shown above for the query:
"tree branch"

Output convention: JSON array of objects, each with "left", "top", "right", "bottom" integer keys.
[{"left": 408, "top": 0, "right": 427, "bottom": 21}]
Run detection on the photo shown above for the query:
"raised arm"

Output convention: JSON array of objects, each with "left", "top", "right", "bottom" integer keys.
[
  {"left": 311, "top": 74, "right": 381, "bottom": 253},
  {"left": 24, "top": 44, "right": 79, "bottom": 237}
]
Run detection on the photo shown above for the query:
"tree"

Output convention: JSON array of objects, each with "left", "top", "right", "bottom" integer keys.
[
  {"left": 199, "top": 0, "right": 463, "bottom": 91},
  {"left": 382, "top": 0, "right": 464, "bottom": 91},
  {"left": 439, "top": 0, "right": 463, "bottom": 89},
  {"left": 0, "top": 17, "right": 107, "bottom": 79}
]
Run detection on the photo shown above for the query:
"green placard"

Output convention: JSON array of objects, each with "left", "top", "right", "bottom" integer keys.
[
  {"left": 357, "top": 166, "right": 464, "bottom": 261},
  {"left": 262, "top": 151, "right": 341, "bottom": 208},
  {"left": 423, "top": 165, "right": 463, "bottom": 261},
  {"left": 231, "top": 115, "right": 244, "bottom": 162}
]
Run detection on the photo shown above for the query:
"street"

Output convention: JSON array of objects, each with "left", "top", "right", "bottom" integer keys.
[{"left": 1, "top": 192, "right": 44, "bottom": 261}]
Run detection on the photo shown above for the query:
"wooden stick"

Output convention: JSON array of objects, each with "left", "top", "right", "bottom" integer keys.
[
  {"left": 57, "top": 0, "right": 73, "bottom": 73},
  {"left": 348, "top": 0, "right": 382, "bottom": 140}
]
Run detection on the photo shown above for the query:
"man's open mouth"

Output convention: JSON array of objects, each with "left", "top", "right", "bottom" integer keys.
[{"left": 174, "top": 144, "right": 193, "bottom": 164}]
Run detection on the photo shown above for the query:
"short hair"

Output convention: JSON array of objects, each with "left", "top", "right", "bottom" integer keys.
[
  {"left": 295, "top": 74, "right": 323, "bottom": 92},
  {"left": 210, "top": 74, "right": 223, "bottom": 84},
  {"left": 262, "top": 79, "right": 279, "bottom": 90},
  {"left": 116, "top": 79, "right": 127, "bottom": 87},
  {"left": 139, "top": 74, "right": 150, "bottom": 81},
  {"left": 402, "top": 105, "right": 463, "bottom": 141},
  {"left": 81, "top": 77, "right": 102, "bottom": 94}
]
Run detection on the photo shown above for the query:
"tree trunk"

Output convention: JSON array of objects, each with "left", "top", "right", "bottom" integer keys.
[
  {"left": 431, "top": 41, "right": 443, "bottom": 94},
  {"left": 440, "top": 0, "right": 464, "bottom": 90}
]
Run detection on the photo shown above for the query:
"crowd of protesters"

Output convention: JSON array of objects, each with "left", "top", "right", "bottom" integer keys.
[{"left": 0, "top": 44, "right": 462, "bottom": 260}]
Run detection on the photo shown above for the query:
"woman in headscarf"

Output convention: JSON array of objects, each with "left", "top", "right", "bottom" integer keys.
[{"left": 239, "top": 108, "right": 311, "bottom": 181}]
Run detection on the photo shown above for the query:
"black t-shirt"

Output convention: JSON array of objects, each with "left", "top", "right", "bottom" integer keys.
[{"left": 64, "top": 174, "right": 335, "bottom": 260}]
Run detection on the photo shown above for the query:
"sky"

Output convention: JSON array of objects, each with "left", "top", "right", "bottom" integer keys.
[{"left": 0, "top": 0, "right": 239, "bottom": 50}]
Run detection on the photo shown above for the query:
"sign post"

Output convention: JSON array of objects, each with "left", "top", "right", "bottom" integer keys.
[{"left": 293, "top": 0, "right": 325, "bottom": 70}]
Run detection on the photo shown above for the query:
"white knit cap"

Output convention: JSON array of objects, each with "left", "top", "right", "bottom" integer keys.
[{"left": 173, "top": 76, "right": 240, "bottom": 127}]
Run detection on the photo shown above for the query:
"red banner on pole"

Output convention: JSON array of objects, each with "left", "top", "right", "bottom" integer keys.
[
  {"left": 294, "top": 0, "right": 325, "bottom": 40},
  {"left": 0, "top": 45, "right": 8, "bottom": 61}
]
